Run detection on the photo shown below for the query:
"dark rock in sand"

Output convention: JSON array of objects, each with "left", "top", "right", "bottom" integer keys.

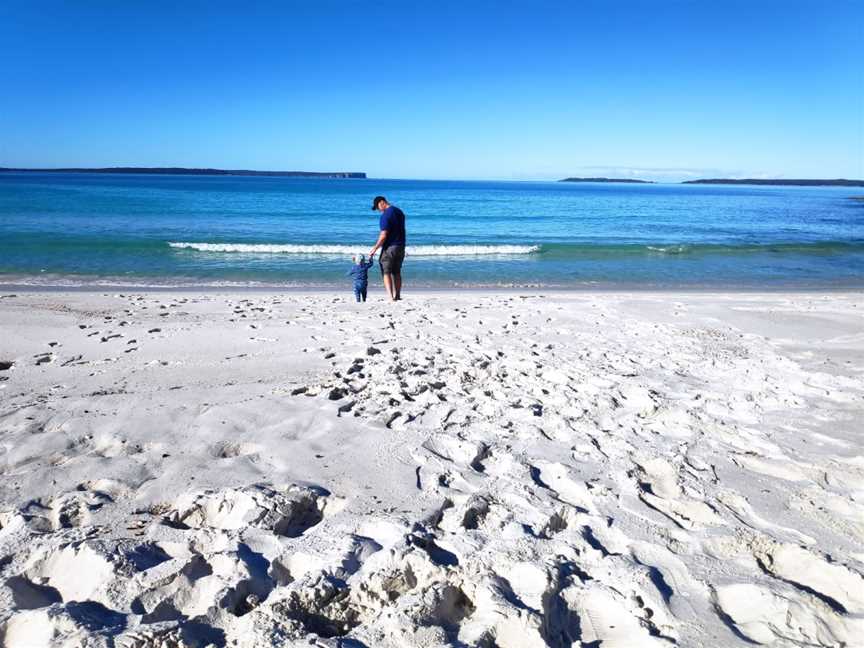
[{"left": 328, "top": 387, "right": 347, "bottom": 400}]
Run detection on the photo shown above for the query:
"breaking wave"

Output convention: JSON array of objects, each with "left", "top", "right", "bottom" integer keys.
[{"left": 168, "top": 242, "right": 541, "bottom": 256}]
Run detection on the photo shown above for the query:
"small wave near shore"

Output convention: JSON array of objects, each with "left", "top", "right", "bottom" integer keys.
[{"left": 168, "top": 242, "right": 541, "bottom": 255}]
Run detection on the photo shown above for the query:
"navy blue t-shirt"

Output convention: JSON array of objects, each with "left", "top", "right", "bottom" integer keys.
[{"left": 379, "top": 206, "right": 406, "bottom": 249}]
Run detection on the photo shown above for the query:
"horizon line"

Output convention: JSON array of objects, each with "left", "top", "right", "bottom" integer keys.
[{"left": 1, "top": 166, "right": 863, "bottom": 185}]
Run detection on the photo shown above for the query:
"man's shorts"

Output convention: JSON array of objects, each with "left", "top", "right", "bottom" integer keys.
[{"left": 379, "top": 245, "right": 405, "bottom": 274}]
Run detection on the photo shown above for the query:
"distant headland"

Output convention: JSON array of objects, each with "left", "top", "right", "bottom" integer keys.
[
  {"left": 560, "top": 177, "right": 653, "bottom": 183},
  {"left": 0, "top": 167, "right": 366, "bottom": 178},
  {"left": 683, "top": 178, "right": 864, "bottom": 187},
  {"left": 559, "top": 177, "right": 864, "bottom": 187}
]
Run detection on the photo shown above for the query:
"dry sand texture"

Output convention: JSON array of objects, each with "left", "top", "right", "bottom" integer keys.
[{"left": 0, "top": 290, "right": 862, "bottom": 647}]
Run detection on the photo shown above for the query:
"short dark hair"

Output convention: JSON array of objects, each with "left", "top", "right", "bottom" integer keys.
[{"left": 371, "top": 195, "right": 387, "bottom": 211}]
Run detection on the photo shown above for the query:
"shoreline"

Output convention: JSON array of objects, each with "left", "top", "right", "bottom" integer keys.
[{"left": 3, "top": 280, "right": 864, "bottom": 295}]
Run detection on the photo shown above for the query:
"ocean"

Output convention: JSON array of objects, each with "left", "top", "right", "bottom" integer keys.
[{"left": 1, "top": 173, "right": 862, "bottom": 289}]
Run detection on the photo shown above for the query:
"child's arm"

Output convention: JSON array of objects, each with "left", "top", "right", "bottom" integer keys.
[{"left": 364, "top": 257, "right": 375, "bottom": 269}]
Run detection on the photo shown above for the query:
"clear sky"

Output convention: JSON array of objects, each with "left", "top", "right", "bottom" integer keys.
[{"left": 1, "top": 0, "right": 862, "bottom": 181}]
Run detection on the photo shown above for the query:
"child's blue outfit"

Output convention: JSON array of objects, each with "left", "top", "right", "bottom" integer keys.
[{"left": 347, "top": 257, "right": 374, "bottom": 302}]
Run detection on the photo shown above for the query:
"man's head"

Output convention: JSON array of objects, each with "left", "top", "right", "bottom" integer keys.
[{"left": 371, "top": 196, "right": 389, "bottom": 212}]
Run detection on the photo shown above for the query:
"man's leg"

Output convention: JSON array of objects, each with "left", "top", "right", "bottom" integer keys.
[
  {"left": 392, "top": 248, "right": 404, "bottom": 300},
  {"left": 382, "top": 273, "right": 395, "bottom": 301}
]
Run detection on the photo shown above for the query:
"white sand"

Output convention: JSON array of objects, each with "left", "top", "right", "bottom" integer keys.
[{"left": 0, "top": 289, "right": 862, "bottom": 647}]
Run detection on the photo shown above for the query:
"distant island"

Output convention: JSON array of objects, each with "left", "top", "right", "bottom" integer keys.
[
  {"left": 560, "top": 177, "right": 653, "bottom": 183},
  {"left": 0, "top": 167, "right": 366, "bottom": 178},
  {"left": 683, "top": 178, "right": 864, "bottom": 187}
]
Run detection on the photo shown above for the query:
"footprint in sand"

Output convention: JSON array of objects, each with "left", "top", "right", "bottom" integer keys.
[
  {"left": 434, "top": 494, "right": 493, "bottom": 533},
  {"left": 16, "top": 483, "right": 115, "bottom": 532},
  {"left": 565, "top": 583, "right": 673, "bottom": 646},
  {"left": 530, "top": 461, "right": 596, "bottom": 513},
  {"left": 752, "top": 541, "right": 864, "bottom": 615},
  {"left": 630, "top": 541, "right": 709, "bottom": 621},
  {"left": 421, "top": 434, "right": 490, "bottom": 472},
  {"left": 714, "top": 582, "right": 863, "bottom": 646},
  {"left": 717, "top": 490, "right": 816, "bottom": 545},
  {"left": 634, "top": 456, "right": 725, "bottom": 530},
  {"left": 3, "top": 575, "right": 63, "bottom": 611},
  {"left": 168, "top": 483, "right": 331, "bottom": 537},
  {"left": 210, "top": 441, "right": 262, "bottom": 460}
]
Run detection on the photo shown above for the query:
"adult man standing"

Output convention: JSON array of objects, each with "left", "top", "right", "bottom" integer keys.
[{"left": 368, "top": 196, "right": 406, "bottom": 301}]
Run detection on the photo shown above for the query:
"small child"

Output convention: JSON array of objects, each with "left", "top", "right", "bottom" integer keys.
[{"left": 347, "top": 253, "right": 375, "bottom": 302}]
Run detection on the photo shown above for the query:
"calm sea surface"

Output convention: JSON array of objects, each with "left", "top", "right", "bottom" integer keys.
[{"left": 1, "top": 173, "right": 862, "bottom": 288}]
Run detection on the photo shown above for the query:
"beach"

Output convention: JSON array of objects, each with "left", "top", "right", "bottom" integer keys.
[{"left": 1, "top": 288, "right": 862, "bottom": 647}]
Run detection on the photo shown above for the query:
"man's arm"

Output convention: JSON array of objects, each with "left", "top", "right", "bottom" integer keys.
[{"left": 369, "top": 230, "right": 387, "bottom": 259}]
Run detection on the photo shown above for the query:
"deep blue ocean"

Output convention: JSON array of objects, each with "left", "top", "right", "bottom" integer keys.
[{"left": 1, "top": 173, "right": 862, "bottom": 288}]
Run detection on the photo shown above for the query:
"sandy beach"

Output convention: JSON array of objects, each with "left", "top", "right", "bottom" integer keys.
[{"left": 1, "top": 289, "right": 862, "bottom": 647}]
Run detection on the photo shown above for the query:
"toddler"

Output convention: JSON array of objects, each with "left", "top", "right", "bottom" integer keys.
[{"left": 347, "top": 253, "right": 374, "bottom": 302}]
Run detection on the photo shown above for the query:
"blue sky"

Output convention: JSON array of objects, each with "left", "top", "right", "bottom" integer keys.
[{"left": 1, "top": 1, "right": 862, "bottom": 181}]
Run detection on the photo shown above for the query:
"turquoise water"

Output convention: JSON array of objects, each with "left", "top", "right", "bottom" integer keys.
[{"left": 1, "top": 173, "right": 862, "bottom": 288}]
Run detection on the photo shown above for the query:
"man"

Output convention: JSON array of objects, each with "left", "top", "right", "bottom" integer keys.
[{"left": 368, "top": 196, "right": 406, "bottom": 301}]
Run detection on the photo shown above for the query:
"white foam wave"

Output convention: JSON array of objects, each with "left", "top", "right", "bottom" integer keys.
[
  {"left": 168, "top": 242, "right": 541, "bottom": 256},
  {"left": 646, "top": 245, "right": 690, "bottom": 254}
]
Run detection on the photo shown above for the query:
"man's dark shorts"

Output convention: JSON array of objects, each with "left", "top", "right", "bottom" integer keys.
[{"left": 379, "top": 245, "right": 405, "bottom": 274}]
